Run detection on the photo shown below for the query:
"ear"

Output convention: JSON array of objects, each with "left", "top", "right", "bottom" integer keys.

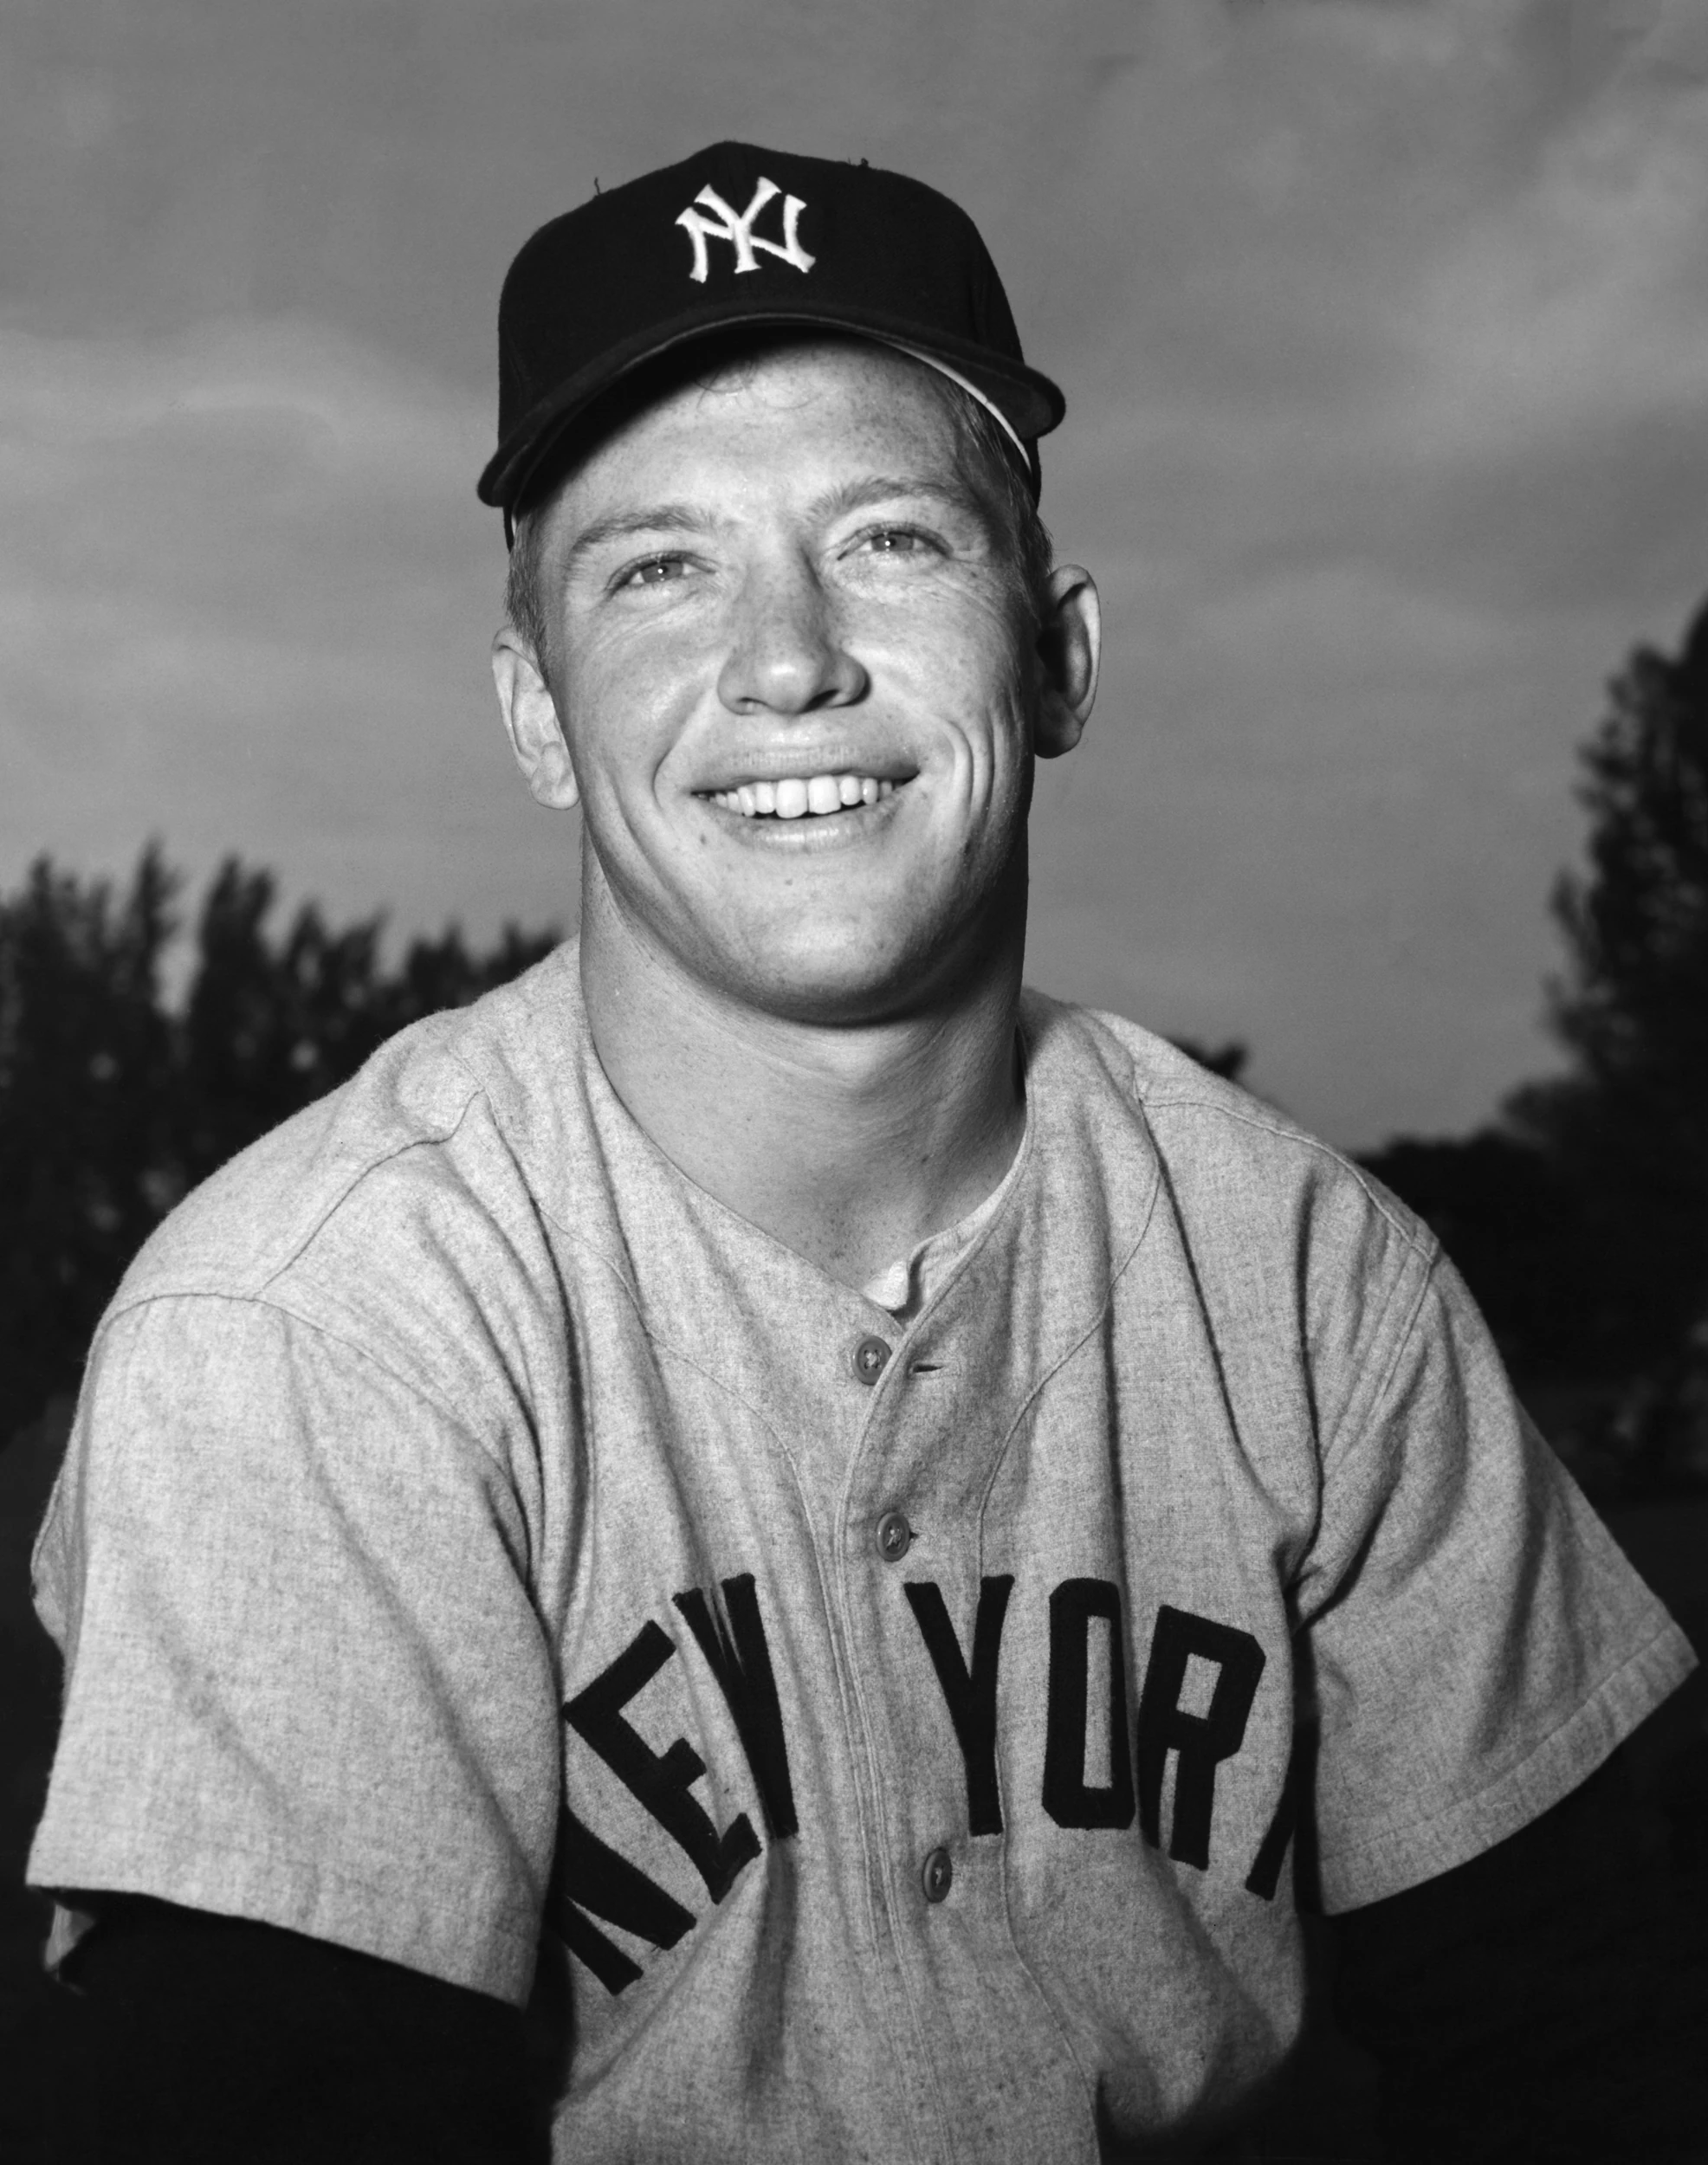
[
  {"left": 1032, "top": 564, "right": 1101, "bottom": 760},
  {"left": 491, "top": 627, "right": 580, "bottom": 810}
]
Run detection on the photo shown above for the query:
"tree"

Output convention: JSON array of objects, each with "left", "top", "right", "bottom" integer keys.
[
  {"left": 0, "top": 850, "right": 560, "bottom": 1446},
  {"left": 1367, "top": 598, "right": 1708, "bottom": 1495},
  {"left": 1355, "top": 1129, "right": 1590, "bottom": 1373},
  {"left": 1551, "top": 605, "right": 1708, "bottom": 1109},
  {"left": 1511, "top": 604, "right": 1708, "bottom": 1418},
  {"left": 0, "top": 850, "right": 181, "bottom": 1444}
]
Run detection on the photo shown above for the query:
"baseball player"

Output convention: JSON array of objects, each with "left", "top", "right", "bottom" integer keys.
[{"left": 27, "top": 144, "right": 1699, "bottom": 2162}]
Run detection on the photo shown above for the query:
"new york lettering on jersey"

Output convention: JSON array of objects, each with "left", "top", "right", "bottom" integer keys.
[{"left": 551, "top": 1567, "right": 1285, "bottom": 1997}]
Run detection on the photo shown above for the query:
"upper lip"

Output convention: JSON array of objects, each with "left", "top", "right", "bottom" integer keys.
[{"left": 694, "top": 747, "right": 918, "bottom": 792}]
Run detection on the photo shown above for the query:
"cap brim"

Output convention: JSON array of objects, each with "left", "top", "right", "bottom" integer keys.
[{"left": 477, "top": 301, "right": 1064, "bottom": 514}]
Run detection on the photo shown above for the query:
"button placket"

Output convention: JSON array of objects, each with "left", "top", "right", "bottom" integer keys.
[
  {"left": 874, "top": 1509, "right": 912, "bottom": 1562},
  {"left": 851, "top": 1334, "right": 891, "bottom": 1384}
]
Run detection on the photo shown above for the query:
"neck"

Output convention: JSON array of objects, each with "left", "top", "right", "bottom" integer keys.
[{"left": 578, "top": 887, "right": 1027, "bottom": 1292}]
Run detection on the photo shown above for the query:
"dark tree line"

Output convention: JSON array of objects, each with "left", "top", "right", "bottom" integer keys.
[
  {"left": 3, "top": 601, "right": 1705, "bottom": 1494},
  {"left": 0, "top": 855, "right": 556, "bottom": 1446},
  {"left": 1362, "top": 600, "right": 1708, "bottom": 1496}
]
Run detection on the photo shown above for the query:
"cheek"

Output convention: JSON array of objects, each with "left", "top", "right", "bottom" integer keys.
[
  {"left": 883, "top": 593, "right": 1031, "bottom": 730},
  {"left": 555, "top": 645, "right": 697, "bottom": 797},
  {"left": 924, "top": 646, "right": 1035, "bottom": 783}
]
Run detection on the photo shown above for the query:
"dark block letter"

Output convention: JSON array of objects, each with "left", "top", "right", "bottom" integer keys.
[
  {"left": 544, "top": 1801, "right": 695, "bottom": 1995},
  {"left": 1135, "top": 1606, "right": 1266, "bottom": 1871},
  {"left": 903, "top": 1575, "right": 1014, "bottom": 1836},
  {"left": 1042, "top": 1578, "right": 1136, "bottom": 1830},
  {"left": 1245, "top": 1735, "right": 1303, "bottom": 1902},
  {"left": 565, "top": 1620, "right": 760, "bottom": 1902},
  {"left": 673, "top": 1575, "right": 799, "bottom": 1840}
]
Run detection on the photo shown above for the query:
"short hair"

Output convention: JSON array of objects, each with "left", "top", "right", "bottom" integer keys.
[{"left": 503, "top": 339, "right": 1053, "bottom": 666}]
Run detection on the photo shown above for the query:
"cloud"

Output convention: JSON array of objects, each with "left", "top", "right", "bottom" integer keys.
[
  {"left": 0, "top": 317, "right": 579, "bottom": 947},
  {"left": 1015, "top": 12, "right": 1708, "bottom": 1142},
  {"left": 3, "top": 0, "right": 1705, "bottom": 1146}
]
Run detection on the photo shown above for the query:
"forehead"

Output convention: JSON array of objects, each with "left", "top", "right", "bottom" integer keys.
[{"left": 546, "top": 334, "right": 970, "bottom": 514}]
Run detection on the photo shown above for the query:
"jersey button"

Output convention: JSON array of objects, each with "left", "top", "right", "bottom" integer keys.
[
  {"left": 875, "top": 1510, "right": 912, "bottom": 1563},
  {"left": 851, "top": 1335, "right": 891, "bottom": 1384},
  {"left": 922, "top": 1847, "right": 954, "bottom": 1903}
]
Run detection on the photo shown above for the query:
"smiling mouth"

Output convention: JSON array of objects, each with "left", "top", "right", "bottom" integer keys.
[{"left": 705, "top": 772, "right": 900, "bottom": 820}]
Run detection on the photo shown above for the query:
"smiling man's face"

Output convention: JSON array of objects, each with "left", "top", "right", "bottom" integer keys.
[{"left": 495, "top": 337, "right": 1091, "bottom": 1026}]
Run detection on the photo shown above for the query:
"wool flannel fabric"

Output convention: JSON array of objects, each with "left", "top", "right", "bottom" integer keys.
[
  {"left": 29, "top": 946, "right": 1693, "bottom": 2162},
  {"left": 478, "top": 139, "right": 1064, "bottom": 519}
]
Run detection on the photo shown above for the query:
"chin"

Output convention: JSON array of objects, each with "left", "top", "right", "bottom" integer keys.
[
  {"left": 713, "top": 914, "right": 1001, "bottom": 1028},
  {"left": 728, "top": 955, "right": 913, "bottom": 1027}
]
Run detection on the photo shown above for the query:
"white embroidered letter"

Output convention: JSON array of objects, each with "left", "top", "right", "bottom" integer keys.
[{"left": 676, "top": 178, "right": 816, "bottom": 284}]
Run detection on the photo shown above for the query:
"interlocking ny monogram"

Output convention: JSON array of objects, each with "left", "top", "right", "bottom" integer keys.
[{"left": 676, "top": 179, "right": 816, "bottom": 284}]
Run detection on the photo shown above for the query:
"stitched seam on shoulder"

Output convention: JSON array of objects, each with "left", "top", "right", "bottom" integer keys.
[
  {"left": 1128, "top": 1070, "right": 1443, "bottom": 1481},
  {"left": 1318, "top": 1244, "right": 1441, "bottom": 1477},
  {"left": 97, "top": 1289, "right": 508, "bottom": 1486},
  {"left": 1141, "top": 1093, "right": 1438, "bottom": 1261},
  {"left": 1055, "top": 998, "right": 1143, "bottom": 1113},
  {"left": 247, "top": 1068, "right": 488, "bottom": 1296}
]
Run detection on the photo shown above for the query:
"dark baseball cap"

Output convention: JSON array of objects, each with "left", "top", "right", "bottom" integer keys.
[{"left": 478, "top": 140, "right": 1065, "bottom": 528}]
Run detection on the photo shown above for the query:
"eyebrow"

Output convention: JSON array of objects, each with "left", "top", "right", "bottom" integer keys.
[{"left": 562, "top": 503, "right": 719, "bottom": 571}]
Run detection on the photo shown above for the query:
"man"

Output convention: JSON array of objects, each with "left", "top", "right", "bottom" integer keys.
[{"left": 28, "top": 144, "right": 1698, "bottom": 2161}]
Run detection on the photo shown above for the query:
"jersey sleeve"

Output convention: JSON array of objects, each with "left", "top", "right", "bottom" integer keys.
[
  {"left": 1294, "top": 1246, "right": 1695, "bottom": 1914},
  {"left": 27, "top": 1292, "right": 561, "bottom": 2006}
]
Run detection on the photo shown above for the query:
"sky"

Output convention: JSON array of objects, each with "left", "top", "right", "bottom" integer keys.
[{"left": 3, "top": 0, "right": 1706, "bottom": 1149}]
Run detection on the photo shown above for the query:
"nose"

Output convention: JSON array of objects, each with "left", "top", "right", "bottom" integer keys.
[{"left": 716, "top": 551, "right": 868, "bottom": 716}]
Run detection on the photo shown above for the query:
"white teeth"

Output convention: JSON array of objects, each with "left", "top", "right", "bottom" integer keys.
[{"left": 709, "top": 771, "right": 899, "bottom": 818}]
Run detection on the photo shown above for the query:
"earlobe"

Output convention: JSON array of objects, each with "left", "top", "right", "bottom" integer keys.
[
  {"left": 1033, "top": 565, "right": 1101, "bottom": 760},
  {"left": 491, "top": 630, "right": 580, "bottom": 810}
]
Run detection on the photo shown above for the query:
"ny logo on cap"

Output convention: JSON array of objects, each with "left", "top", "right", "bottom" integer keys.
[{"left": 676, "top": 178, "right": 816, "bottom": 284}]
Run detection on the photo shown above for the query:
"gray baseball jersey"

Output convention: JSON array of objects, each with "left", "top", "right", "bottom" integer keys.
[{"left": 29, "top": 942, "right": 1692, "bottom": 2162}]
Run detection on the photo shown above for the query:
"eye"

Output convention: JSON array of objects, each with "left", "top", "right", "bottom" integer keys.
[
  {"left": 851, "top": 526, "right": 941, "bottom": 560},
  {"left": 615, "top": 553, "right": 694, "bottom": 591}
]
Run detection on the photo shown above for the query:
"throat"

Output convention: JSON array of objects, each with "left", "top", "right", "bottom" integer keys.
[
  {"left": 578, "top": 882, "right": 1027, "bottom": 1289},
  {"left": 749, "top": 1108, "right": 1025, "bottom": 1294}
]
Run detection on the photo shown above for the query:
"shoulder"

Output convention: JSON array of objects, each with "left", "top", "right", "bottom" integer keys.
[
  {"left": 36, "top": 956, "right": 592, "bottom": 1653},
  {"left": 1022, "top": 987, "right": 1434, "bottom": 1269},
  {"left": 1021, "top": 989, "right": 1444, "bottom": 1429},
  {"left": 104, "top": 945, "right": 588, "bottom": 1382}
]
